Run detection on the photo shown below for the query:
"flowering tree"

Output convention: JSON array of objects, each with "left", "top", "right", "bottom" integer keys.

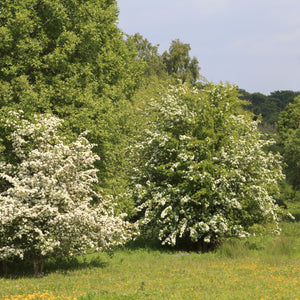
[
  {"left": 128, "top": 83, "right": 285, "bottom": 249},
  {"left": 0, "top": 112, "right": 131, "bottom": 277}
]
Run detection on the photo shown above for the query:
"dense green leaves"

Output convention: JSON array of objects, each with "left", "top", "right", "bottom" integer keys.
[
  {"left": 162, "top": 39, "right": 200, "bottom": 85},
  {"left": 129, "top": 34, "right": 203, "bottom": 85},
  {"left": 0, "top": 0, "right": 142, "bottom": 193},
  {"left": 128, "top": 33, "right": 167, "bottom": 79},
  {"left": 239, "top": 89, "right": 300, "bottom": 126},
  {"left": 278, "top": 96, "right": 300, "bottom": 190}
]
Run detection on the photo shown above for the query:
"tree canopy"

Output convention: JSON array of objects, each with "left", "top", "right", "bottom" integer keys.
[
  {"left": 128, "top": 33, "right": 167, "bottom": 79},
  {"left": 162, "top": 39, "right": 200, "bottom": 85},
  {"left": 0, "top": 0, "right": 142, "bottom": 193},
  {"left": 129, "top": 34, "right": 203, "bottom": 85},
  {"left": 239, "top": 89, "right": 300, "bottom": 126}
]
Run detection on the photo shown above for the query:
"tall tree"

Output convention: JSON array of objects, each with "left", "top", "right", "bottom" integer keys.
[
  {"left": 128, "top": 33, "right": 167, "bottom": 79},
  {"left": 162, "top": 39, "right": 201, "bottom": 85},
  {"left": 0, "top": 0, "right": 141, "bottom": 193}
]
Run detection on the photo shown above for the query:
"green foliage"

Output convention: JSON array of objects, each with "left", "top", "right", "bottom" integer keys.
[
  {"left": 128, "top": 33, "right": 168, "bottom": 80},
  {"left": 277, "top": 95, "right": 300, "bottom": 136},
  {"left": 128, "top": 83, "right": 285, "bottom": 248},
  {"left": 162, "top": 39, "right": 201, "bottom": 85},
  {"left": 278, "top": 181, "right": 295, "bottom": 206},
  {"left": 0, "top": 0, "right": 142, "bottom": 194},
  {"left": 281, "top": 129, "right": 300, "bottom": 188},
  {"left": 239, "top": 89, "right": 300, "bottom": 126},
  {"left": 277, "top": 96, "right": 300, "bottom": 190},
  {"left": 284, "top": 198, "right": 300, "bottom": 221},
  {"left": 129, "top": 34, "right": 203, "bottom": 85}
]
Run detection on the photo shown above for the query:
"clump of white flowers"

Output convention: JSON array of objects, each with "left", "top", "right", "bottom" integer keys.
[
  {"left": 128, "top": 83, "right": 285, "bottom": 249},
  {"left": 0, "top": 112, "right": 131, "bottom": 277}
]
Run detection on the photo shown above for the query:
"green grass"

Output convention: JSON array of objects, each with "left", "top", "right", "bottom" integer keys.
[{"left": 1, "top": 216, "right": 299, "bottom": 299}]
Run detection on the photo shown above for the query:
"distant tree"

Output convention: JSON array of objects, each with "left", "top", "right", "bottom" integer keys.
[
  {"left": 239, "top": 89, "right": 300, "bottom": 126},
  {"left": 0, "top": 113, "right": 131, "bottom": 277},
  {"left": 162, "top": 39, "right": 201, "bottom": 85},
  {"left": 277, "top": 96, "right": 300, "bottom": 190},
  {"left": 128, "top": 83, "right": 285, "bottom": 250},
  {"left": 277, "top": 96, "right": 300, "bottom": 135},
  {"left": 0, "top": 0, "right": 142, "bottom": 194},
  {"left": 270, "top": 91, "right": 300, "bottom": 110},
  {"left": 128, "top": 33, "right": 167, "bottom": 79}
]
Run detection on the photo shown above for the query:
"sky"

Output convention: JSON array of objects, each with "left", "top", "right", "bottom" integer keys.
[{"left": 117, "top": 0, "right": 300, "bottom": 95}]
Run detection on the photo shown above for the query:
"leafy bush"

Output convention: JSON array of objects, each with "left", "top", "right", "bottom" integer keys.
[{"left": 128, "top": 83, "right": 285, "bottom": 249}]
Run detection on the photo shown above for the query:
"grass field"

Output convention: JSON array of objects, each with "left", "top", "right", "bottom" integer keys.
[{"left": 1, "top": 211, "right": 299, "bottom": 300}]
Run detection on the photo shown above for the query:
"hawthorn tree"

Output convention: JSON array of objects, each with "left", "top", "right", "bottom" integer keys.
[
  {"left": 0, "top": 112, "right": 131, "bottom": 277},
  {"left": 128, "top": 83, "right": 285, "bottom": 249}
]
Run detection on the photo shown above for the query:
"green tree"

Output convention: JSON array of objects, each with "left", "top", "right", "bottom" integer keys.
[
  {"left": 277, "top": 96, "right": 300, "bottom": 136},
  {"left": 239, "top": 89, "right": 300, "bottom": 126},
  {"left": 162, "top": 39, "right": 201, "bottom": 85},
  {"left": 0, "top": 0, "right": 141, "bottom": 194},
  {"left": 128, "top": 83, "right": 285, "bottom": 249},
  {"left": 270, "top": 90, "right": 300, "bottom": 110},
  {"left": 128, "top": 33, "right": 167, "bottom": 79},
  {"left": 277, "top": 96, "right": 300, "bottom": 190}
]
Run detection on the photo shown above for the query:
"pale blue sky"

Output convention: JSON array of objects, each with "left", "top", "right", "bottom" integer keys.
[{"left": 117, "top": 0, "right": 300, "bottom": 94}]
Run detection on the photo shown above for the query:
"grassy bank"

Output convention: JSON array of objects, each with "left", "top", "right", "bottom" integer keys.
[{"left": 1, "top": 219, "right": 299, "bottom": 299}]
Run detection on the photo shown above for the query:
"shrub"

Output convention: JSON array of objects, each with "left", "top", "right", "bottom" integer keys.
[
  {"left": 128, "top": 83, "right": 285, "bottom": 249},
  {"left": 0, "top": 112, "right": 131, "bottom": 277}
]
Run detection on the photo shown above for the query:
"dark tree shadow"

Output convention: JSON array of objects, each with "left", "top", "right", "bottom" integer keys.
[
  {"left": 1, "top": 254, "right": 109, "bottom": 279},
  {"left": 291, "top": 213, "right": 300, "bottom": 222}
]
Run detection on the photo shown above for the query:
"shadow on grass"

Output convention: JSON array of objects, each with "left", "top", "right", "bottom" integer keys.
[
  {"left": 125, "top": 237, "right": 163, "bottom": 251},
  {"left": 291, "top": 212, "right": 300, "bottom": 222},
  {"left": 46, "top": 254, "right": 109, "bottom": 273},
  {"left": 1, "top": 254, "right": 109, "bottom": 279},
  {"left": 125, "top": 234, "right": 218, "bottom": 253}
]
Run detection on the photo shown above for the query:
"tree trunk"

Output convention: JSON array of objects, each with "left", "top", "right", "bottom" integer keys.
[
  {"left": 33, "top": 255, "right": 44, "bottom": 278},
  {"left": 2, "top": 260, "right": 8, "bottom": 277}
]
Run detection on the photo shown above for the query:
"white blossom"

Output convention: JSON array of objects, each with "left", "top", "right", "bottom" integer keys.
[
  {"left": 128, "top": 83, "right": 285, "bottom": 247},
  {"left": 0, "top": 113, "right": 131, "bottom": 262}
]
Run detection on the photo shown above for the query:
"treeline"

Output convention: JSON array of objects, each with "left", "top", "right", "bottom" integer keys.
[{"left": 239, "top": 89, "right": 300, "bottom": 128}]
